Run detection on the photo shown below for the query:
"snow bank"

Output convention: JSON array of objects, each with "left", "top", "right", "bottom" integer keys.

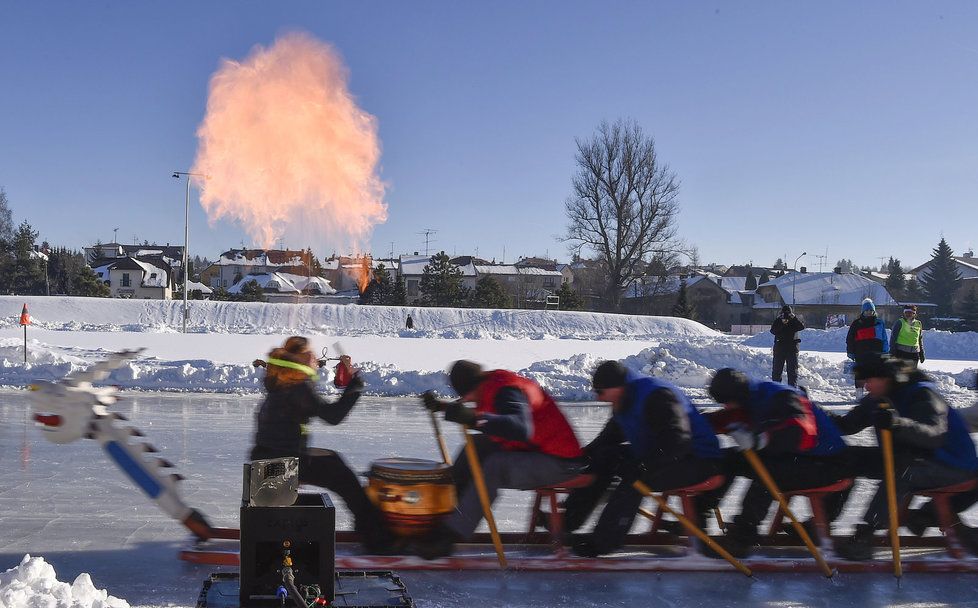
[
  {"left": 0, "top": 296, "right": 716, "bottom": 340},
  {"left": 744, "top": 325, "right": 978, "bottom": 361},
  {"left": 0, "top": 555, "right": 128, "bottom": 608}
]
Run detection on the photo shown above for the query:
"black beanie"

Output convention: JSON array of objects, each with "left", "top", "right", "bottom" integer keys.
[
  {"left": 709, "top": 368, "right": 750, "bottom": 405},
  {"left": 449, "top": 360, "right": 484, "bottom": 396},
  {"left": 592, "top": 360, "right": 628, "bottom": 390},
  {"left": 781, "top": 305, "right": 792, "bottom": 315}
]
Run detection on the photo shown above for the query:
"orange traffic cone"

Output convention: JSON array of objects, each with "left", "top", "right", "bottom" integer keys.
[{"left": 19, "top": 304, "right": 30, "bottom": 326}]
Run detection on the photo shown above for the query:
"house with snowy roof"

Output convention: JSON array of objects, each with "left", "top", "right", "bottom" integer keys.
[
  {"left": 199, "top": 249, "right": 311, "bottom": 290},
  {"left": 93, "top": 256, "right": 175, "bottom": 299},
  {"left": 752, "top": 269, "right": 902, "bottom": 327},
  {"left": 622, "top": 272, "right": 733, "bottom": 329},
  {"left": 909, "top": 249, "right": 978, "bottom": 312}
]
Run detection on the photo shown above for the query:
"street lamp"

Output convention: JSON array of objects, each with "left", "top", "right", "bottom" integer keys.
[
  {"left": 172, "top": 171, "right": 206, "bottom": 333},
  {"left": 792, "top": 251, "right": 807, "bottom": 305}
]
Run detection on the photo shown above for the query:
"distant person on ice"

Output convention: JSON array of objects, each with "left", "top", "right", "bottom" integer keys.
[
  {"left": 249, "top": 336, "right": 394, "bottom": 553},
  {"left": 405, "top": 314, "right": 414, "bottom": 330},
  {"left": 846, "top": 298, "right": 889, "bottom": 394},
  {"left": 770, "top": 304, "right": 804, "bottom": 386},
  {"left": 417, "top": 359, "right": 584, "bottom": 559},
  {"left": 890, "top": 304, "right": 925, "bottom": 369}
]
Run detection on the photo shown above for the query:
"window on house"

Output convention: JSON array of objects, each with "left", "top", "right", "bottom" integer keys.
[{"left": 121, "top": 273, "right": 131, "bottom": 287}]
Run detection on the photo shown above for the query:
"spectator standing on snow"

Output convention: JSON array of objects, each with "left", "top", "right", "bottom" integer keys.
[
  {"left": 891, "top": 304, "right": 925, "bottom": 369},
  {"left": 846, "top": 298, "right": 889, "bottom": 394},
  {"left": 405, "top": 314, "right": 414, "bottom": 330},
  {"left": 770, "top": 304, "right": 805, "bottom": 386}
]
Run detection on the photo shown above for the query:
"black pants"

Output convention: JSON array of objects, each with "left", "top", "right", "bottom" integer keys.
[
  {"left": 251, "top": 446, "right": 391, "bottom": 547},
  {"left": 718, "top": 448, "right": 852, "bottom": 530},
  {"left": 772, "top": 346, "right": 799, "bottom": 386},
  {"left": 891, "top": 348, "right": 920, "bottom": 369},
  {"left": 563, "top": 446, "right": 721, "bottom": 555}
]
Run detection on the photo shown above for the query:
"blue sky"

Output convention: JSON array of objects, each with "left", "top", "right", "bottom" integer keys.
[{"left": 1, "top": 2, "right": 976, "bottom": 269}]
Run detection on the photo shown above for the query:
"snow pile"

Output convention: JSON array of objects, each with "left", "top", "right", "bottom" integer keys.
[
  {"left": 0, "top": 555, "right": 128, "bottom": 608},
  {"left": 0, "top": 296, "right": 717, "bottom": 340},
  {"left": 744, "top": 326, "right": 978, "bottom": 360}
]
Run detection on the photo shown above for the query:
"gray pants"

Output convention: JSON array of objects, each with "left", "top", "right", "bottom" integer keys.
[{"left": 446, "top": 447, "right": 582, "bottom": 539}]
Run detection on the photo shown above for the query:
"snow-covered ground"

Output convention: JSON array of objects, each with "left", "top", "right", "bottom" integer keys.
[{"left": 1, "top": 296, "right": 975, "bottom": 407}]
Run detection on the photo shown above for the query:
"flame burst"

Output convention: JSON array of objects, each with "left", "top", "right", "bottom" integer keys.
[{"left": 192, "top": 32, "right": 387, "bottom": 253}]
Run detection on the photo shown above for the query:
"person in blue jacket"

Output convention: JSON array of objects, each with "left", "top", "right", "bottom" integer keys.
[
  {"left": 706, "top": 368, "right": 851, "bottom": 557},
  {"left": 831, "top": 354, "right": 978, "bottom": 560},
  {"left": 561, "top": 361, "right": 723, "bottom": 558},
  {"left": 846, "top": 298, "right": 889, "bottom": 394}
]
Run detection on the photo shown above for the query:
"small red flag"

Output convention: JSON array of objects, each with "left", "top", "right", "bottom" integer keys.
[{"left": 19, "top": 304, "right": 31, "bottom": 326}]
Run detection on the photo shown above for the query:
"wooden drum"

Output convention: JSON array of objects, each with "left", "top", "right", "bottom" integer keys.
[{"left": 366, "top": 457, "right": 456, "bottom": 537}]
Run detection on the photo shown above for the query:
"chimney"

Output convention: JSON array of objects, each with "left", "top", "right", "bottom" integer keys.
[
  {"left": 965, "top": 249, "right": 974, "bottom": 259},
  {"left": 800, "top": 266, "right": 807, "bottom": 273}
]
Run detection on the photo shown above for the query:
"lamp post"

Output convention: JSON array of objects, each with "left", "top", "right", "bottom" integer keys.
[
  {"left": 172, "top": 171, "right": 206, "bottom": 333},
  {"left": 792, "top": 252, "right": 807, "bottom": 305}
]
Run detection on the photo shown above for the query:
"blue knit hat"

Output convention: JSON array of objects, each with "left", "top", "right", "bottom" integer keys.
[{"left": 861, "top": 298, "right": 876, "bottom": 315}]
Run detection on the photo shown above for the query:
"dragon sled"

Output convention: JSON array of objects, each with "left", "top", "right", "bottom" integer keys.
[{"left": 27, "top": 352, "right": 978, "bottom": 580}]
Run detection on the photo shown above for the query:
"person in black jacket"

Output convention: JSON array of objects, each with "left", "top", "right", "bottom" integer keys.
[
  {"left": 560, "top": 361, "right": 723, "bottom": 557},
  {"left": 249, "top": 336, "right": 393, "bottom": 553},
  {"left": 771, "top": 304, "right": 805, "bottom": 386},
  {"left": 705, "top": 368, "right": 850, "bottom": 557},
  {"left": 830, "top": 355, "right": 978, "bottom": 560}
]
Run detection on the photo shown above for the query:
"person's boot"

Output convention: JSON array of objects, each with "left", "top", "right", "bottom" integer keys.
[
  {"left": 956, "top": 524, "right": 978, "bottom": 556},
  {"left": 904, "top": 503, "right": 936, "bottom": 536},
  {"left": 702, "top": 518, "right": 758, "bottom": 559},
  {"left": 835, "top": 524, "right": 875, "bottom": 561},
  {"left": 411, "top": 524, "right": 461, "bottom": 560}
]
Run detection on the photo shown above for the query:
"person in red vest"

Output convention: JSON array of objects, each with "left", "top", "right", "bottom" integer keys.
[{"left": 417, "top": 359, "right": 585, "bottom": 559}]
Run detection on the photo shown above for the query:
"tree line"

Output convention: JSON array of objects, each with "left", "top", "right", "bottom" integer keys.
[{"left": 0, "top": 188, "right": 109, "bottom": 297}]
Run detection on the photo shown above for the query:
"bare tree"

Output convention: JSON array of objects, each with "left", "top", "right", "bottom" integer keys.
[{"left": 564, "top": 119, "right": 681, "bottom": 311}]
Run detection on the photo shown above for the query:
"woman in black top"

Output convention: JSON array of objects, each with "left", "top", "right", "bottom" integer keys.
[{"left": 250, "top": 336, "right": 393, "bottom": 552}]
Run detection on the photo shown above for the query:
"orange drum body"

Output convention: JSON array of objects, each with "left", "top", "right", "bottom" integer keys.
[{"left": 367, "top": 458, "right": 457, "bottom": 537}]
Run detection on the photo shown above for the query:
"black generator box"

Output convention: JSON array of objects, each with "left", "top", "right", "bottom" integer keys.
[
  {"left": 239, "top": 492, "right": 336, "bottom": 605},
  {"left": 199, "top": 572, "right": 414, "bottom": 608}
]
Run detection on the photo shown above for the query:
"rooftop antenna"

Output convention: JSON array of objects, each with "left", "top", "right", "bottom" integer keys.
[
  {"left": 418, "top": 228, "right": 438, "bottom": 256},
  {"left": 877, "top": 256, "right": 889, "bottom": 272},
  {"left": 813, "top": 254, "right": 827, "bottom": 273}
]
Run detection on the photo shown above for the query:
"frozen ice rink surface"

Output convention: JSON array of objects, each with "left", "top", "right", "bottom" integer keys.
[{"left": 3, "top": 391, "right": 978, "bottom": 608}]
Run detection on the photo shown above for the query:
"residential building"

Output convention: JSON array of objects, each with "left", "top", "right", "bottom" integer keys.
[
  {"left": 199, "top": 249, "right": 310, "bottom": 290},
  {"left": 92, "top": 256, "right": 174, "bottom": 299}
]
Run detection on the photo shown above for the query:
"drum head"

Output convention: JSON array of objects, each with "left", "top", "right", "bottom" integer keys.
[{"left": 370, "top": 457, "right": 452, "bottom": 483}]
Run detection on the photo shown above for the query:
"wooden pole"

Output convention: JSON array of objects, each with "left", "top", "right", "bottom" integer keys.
[
  {"left": 743, "top": 449, "right": 834, "bottom": 578},
  {"left": 633, "top": 481, "right": 752, "bottom": 578},
  {"left": 430, "top": 411, "right": 452, "bottom": 465},
  {"left": 463, "top": 426, "right": 506, "bottom": 569},
  {"left": 880, "top": 419, "right": 903, "bottom": 580},
  {"left": 23, "top": 324, "right": 27, "bottom": 364}
]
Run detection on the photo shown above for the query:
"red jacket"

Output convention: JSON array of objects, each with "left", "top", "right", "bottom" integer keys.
[{"left": 475, "top": 370, "right": 583, "bottom": 459}]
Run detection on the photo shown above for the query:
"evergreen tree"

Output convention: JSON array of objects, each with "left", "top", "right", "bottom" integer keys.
[
  {"left": 920, "top": 238, "right": 963, "bottom": 316},
  {"left": 235, "top": 280, "right": 266, "bottom": 302},
  {"left": 419, "top": 251, "right": 468, "bottom": 307},
  {"left": 905, "top": 277, "right": 925, "bottom": 301},
  {"left": 884, "top": 257, "right": 906, "bottom": 300},
  {"left": 390, "top": 276, "right": 406, "bottom": 306},
  {"left": 960, "top": 288, "right": 978, "bottom": 332},
  {"left": 211, "top": 285, "right": 231, "bottom": 301},
  {"left": 71, "top": 265, "right": 110, "bottom": 297},
  {"left": 672, "top": 279, "right": 697, "bottom": 320},
  {"left": 835, "top": 259, "right": 855, "bottom": 273},
  {"left": 758, "top": 271, "right": 771, "bottom": 286},
  {"left": 5, "top": 221, "right": 46, "bottom": 294},
  {"left": 555, "top": 280, "right": 584, "bottom": 311},
  {"left": 361, "top": 263, "right": 395, "bottom": 305},
  {"left": 773, "top": 258, "right": 787, "bottom": 271},
  {"left": 470, "top": 276, "right": 510, "bottom": 309},
  {"left": 0, "top": 187, "right": 12, "bottom": 244},
  {"left": 745, "top": 268, "right": 757, "bottom": 291}
]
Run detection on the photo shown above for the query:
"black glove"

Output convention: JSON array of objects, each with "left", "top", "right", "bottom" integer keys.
[
  {"left": 344, "top": 373, "right": 364, "bottom": 393},
  {"left": 919, "top": 351, "right": 926, "bottom": 363},
  {"left": 874, "top": 407, "right": 895, "bottom": 431},
  {"left": 444, "top": 402, "right": 477, "bottom": 426},
  {"left": 421, "top": 390, "right": 449, "bottom": 412}
]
